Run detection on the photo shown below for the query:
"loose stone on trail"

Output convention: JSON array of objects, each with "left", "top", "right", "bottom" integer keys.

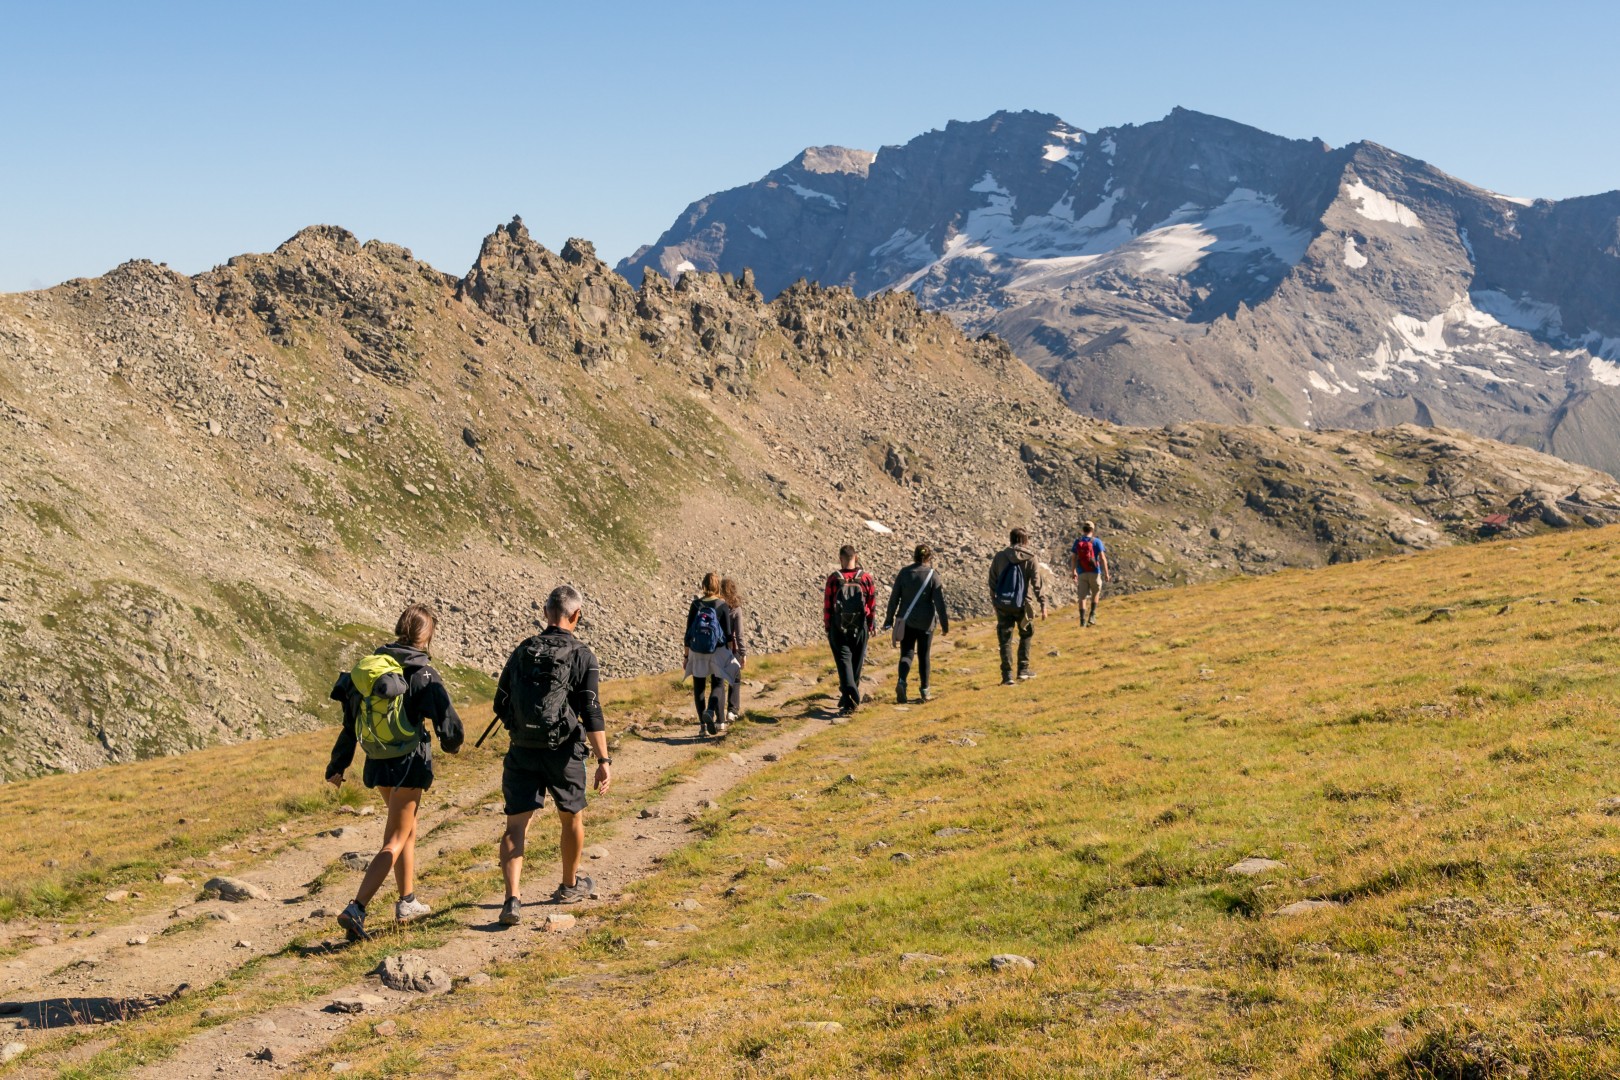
[
  {"left": 204, "top": 876, "right": 269, "bottom": 902},
  {"left": 377, "top": 953, "right": 452, "bottom": 994},
  {"left": 541, "top": 913, "right": 576, "bottom": 933}
]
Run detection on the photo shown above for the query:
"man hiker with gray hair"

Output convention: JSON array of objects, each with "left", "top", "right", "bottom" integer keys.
[
  {"left": 988, "top": 527, "right": 1047, "bottom": 685},
  {"left": 491, "top": 585, "right": 612, "bottom": 926}
]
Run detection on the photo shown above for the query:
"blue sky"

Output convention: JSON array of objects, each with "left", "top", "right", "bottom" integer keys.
[{"left": 2, "top": 0, "right": 1615, "bottom": 292}]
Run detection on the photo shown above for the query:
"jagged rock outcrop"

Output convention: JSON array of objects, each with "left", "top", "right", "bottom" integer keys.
[{"left": 1, "top": 220, "right": 1616, "bottom": 779}]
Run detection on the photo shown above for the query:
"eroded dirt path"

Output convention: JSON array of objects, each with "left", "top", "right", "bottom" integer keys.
[{"left": 1, "top": 669, "right": 861, "bottom": 1077}]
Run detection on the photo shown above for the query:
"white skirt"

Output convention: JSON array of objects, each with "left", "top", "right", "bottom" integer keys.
[{"left": 684, "top": 647, "right": 740, "bottom": 685}]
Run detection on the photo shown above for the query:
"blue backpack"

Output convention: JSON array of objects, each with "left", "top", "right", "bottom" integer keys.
[
  {"left": 685, "top": 599, "right": 727, "bottom": 653},
  {"left": 992, "top": 558, "right": 1027, "bottom": 613}
]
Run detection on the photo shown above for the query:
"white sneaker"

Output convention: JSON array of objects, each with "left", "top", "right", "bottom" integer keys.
[{"left": 395, "top": 897, "right": 432, "bottom": 922}]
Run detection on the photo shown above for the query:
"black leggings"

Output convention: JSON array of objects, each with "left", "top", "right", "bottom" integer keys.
[
  {"left": 692, "top": 676, "right": 726, "bottom": 717},
  {"left": 898, "top": 626, "right": 934, "bottom": 689}
]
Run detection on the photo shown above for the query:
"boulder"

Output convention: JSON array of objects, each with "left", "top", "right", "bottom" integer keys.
[{"left": 989, "top": 954, "right": 1035, "bottom": 971}]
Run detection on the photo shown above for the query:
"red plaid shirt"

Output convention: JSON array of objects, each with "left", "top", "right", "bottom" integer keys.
[{"left": 823, "top": 569, "right": 877, "bottom": 633}]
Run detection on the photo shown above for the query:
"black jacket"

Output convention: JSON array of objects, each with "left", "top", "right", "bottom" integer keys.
[
  {"left": 326, "top": 643, "right": 464, "bottom": 779},
  {"left": 884, "top": 562, "right": 949, "bottom": 633}
]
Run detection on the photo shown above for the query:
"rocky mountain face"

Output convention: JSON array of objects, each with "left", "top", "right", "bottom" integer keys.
[
  {"left": 3, "top": 219, "right": 1618, "bottom": 779},
  {"left": 621, "top": 109, "right": 1620, "bottom": 475}
]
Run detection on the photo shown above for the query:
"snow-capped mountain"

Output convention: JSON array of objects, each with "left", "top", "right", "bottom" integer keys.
[{"left": 620, "top": 109, "right": 1620, "bottom": 476}]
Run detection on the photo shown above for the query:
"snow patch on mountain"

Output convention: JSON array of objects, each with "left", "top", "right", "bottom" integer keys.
[
  {"left": 1344, "top": 236, "right": 1368, "bottom": 268},
  {"left": 787, "top": 182, "right": 843, "bottom": 208},
  {"left": 1353, "top": 295, "right": 1572, "bottom": 386},
  {"left": 1345, "top": 178, "right": 1424, "bottom": 228},
  {"left": 884, "top": 183, "right": 1311, "bottom": 298},
  {"left": 748, "top": 225, "right": 768, "bottom": 240}
]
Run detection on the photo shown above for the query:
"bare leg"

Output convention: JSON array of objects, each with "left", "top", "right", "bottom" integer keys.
[
  {"left": 353, "top": 786, "right": 423, "bottom": 907},
  {"left": 393, "top": 807, "right": 418, "bottom": 898},
  {"left": 501, "top": 811, "right": 535, "bottom": 899},
  {"left": 558, "top": 809, "right": 584, "bottom": 888}
]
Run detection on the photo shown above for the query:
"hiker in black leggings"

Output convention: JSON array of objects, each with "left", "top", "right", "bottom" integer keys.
[
  {"left": 881, "top": 544, "right": 951, "bottom": 704},
  {"left": 720, "top": 577, "right": 747, "bottom": 723},
  {"left": 682, "top": 572, "right": 739, "bottom": 735}
]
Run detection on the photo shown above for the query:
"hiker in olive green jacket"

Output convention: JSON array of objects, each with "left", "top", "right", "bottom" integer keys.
[{"left": 987, "top": 528, "right": 1047, "bottom": 684}]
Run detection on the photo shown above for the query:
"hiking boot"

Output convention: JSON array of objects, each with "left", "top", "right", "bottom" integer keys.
[
  {"left": 896, "top": 680, "right": 908, "bottom": 705},
  {"left": 395, "top": 896, "right": 431, "bottom": 923},
  {"left": 1018, "top": 669, "right": 1036, "bottom": 681},
  {"left": 1000, "top": 676, "right": 1016, "bottom": 686},
  {"left": 498, "top": 897, "right": 522, "bottom": 926},
  {"left": 551, "top": 875, "right": 593, "bottom": 905},
  {"left": 919, "top": 688, "right": 933, "bottom": 703},
  {"left": 337, "top": 900, "right": 370, "bottom": 942}
]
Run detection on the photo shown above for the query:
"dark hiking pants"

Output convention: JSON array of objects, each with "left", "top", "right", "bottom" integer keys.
[
  {"left": 996, "top": 610, "right": 1034, "bottom": 677},
  {"left": 828, "top": 629, "right": 868, "bottom": 711},
  {"left": 898, "top": 626, "right": 933, "bottom": 691},
  {"left": 692, "top": 676, "right": 726, "bottom": 719}
]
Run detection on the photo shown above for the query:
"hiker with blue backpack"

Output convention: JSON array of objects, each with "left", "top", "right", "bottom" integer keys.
[
  {"left": 989, "top": 528, "right": 1047, "bottom": 685},
  {"left": 325, "top": 604, "right": 465, "bottom": 941},
  {"left": 683, "top": 573, "right": 740, "bottom": 736},
  {"left": 824, "top": 545, "right": 877, "bottom": 716},
  {"left": 881, "top": 543, "right": 950, "bottom": 704},
  {"left": 492, "top": 584, "right": 612, "bottom": 925}
]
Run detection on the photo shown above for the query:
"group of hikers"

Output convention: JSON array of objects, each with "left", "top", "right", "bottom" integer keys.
[{"left": 324, "top": 523, "right": 1110, "bottom": 937}]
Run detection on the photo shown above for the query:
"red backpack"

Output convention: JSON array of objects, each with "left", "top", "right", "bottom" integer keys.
[{"left": 1074, "top": 537, "right": 1099, "bottom": 573}]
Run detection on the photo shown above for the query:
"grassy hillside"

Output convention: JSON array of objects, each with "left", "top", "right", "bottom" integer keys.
[{"left": 288, "top": 527, "right": 1620, "bottom": 1078}]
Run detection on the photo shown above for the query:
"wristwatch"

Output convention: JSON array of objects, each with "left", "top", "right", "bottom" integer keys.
[{"left": 598, "top": 757, "right": 613, "bottom": 766}]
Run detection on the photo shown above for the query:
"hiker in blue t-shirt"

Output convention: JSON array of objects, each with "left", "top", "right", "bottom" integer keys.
[{"left": 1070, "top": 520, "right": 1111, "bottom": 628}]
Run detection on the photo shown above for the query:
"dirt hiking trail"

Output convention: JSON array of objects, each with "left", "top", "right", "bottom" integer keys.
[{"left": 1, "top": 670, "right": 873, "bottom": 1078}]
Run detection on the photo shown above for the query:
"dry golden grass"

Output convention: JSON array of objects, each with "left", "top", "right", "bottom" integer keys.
[{"left": 292, "top": 529, "right": 1620, "bottom": 1078}]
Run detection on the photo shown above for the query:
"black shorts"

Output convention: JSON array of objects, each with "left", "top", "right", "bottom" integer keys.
[
  {"left": 503, "top": 741, "right": 588, "bottom": 816},
  {"left": 362, "top": 741, "right": 434, "bottom": 791}
]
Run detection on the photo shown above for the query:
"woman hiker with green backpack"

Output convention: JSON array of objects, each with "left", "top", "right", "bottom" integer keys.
[{"left": 324, "top": 604, "right": 465, "bottom": 940}]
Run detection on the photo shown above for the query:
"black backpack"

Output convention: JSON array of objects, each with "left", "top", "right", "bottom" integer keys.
[
  {"left": 835, "top": 571, "right": 867, "bottom": 634},
  {"left": 508, "top": 634, "right": 583, "bottom": 750}
]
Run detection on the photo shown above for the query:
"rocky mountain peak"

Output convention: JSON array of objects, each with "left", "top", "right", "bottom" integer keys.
[{"left": 796, "top": 146, "right": 876, "bottom": 176}]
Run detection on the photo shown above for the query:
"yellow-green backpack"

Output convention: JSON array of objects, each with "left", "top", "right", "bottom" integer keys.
[{"left": 351, "top": 652, "right": 418, "bottom": 759}]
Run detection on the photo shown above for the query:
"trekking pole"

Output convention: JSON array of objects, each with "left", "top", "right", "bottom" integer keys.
[{"left": 475, "top": 714, "right": 502, "bottom": 749}]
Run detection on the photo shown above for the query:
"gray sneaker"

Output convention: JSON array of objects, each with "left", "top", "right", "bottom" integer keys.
[
  {"left": 551, "top": 874, "right": 594, "bottom": 904},
  {"left": 1018, "top": 669, "right": 1036, "bottom": 681},
  {"left": 337, "top": 900, "right": 369, "bottom": 941},
  {"left": 395, "top": 896, "right": 431, "bottom": 923},
  {"left": 498, "top": 897, "right": 522, "bottom": 925}
]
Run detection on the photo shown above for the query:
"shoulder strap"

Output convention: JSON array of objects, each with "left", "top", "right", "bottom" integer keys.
[{"left": 900, "top": 568, "right": 935, "bottom": 622}]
